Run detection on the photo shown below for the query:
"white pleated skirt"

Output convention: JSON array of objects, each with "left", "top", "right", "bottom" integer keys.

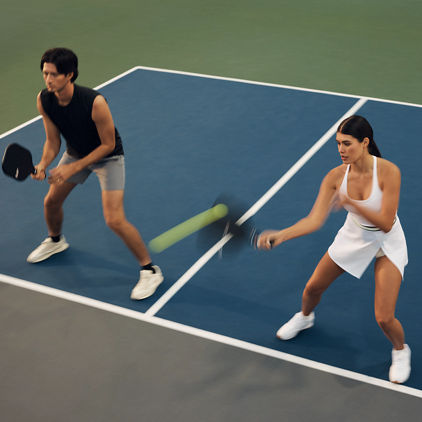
[{"left": 328, "top": 213, "right": 408, "bottom": 279}]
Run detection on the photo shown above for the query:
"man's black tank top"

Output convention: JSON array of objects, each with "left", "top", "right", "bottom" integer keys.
[{"left": 40, "top": 85, "right": 124, "bottom": 158}]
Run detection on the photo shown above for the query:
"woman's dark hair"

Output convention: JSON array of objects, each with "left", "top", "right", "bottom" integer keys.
[
  {"left": 40, "top": 48, "right": 79, "bottom": 82},
  {"left": 337, "top": 115, "right": 381, "bottom": 157}
]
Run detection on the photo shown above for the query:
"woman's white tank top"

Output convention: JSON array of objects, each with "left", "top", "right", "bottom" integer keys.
[{"left": 339, "top": 155, "right": 382, "bottom": 226}]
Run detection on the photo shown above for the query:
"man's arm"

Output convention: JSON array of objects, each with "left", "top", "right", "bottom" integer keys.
[{"left": 32, "top": 92, "right": 62, "bottom": 180}]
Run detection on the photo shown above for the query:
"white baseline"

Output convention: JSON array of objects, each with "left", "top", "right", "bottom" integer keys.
[{"left": 0, "top": 272, "right": 420, "bottom": 399}]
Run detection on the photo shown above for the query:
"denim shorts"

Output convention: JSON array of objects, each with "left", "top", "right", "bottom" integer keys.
[{"left": 58, "top": 151, "right": 125, "bottom": 191}]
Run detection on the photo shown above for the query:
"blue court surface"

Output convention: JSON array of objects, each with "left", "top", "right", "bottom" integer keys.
[{"left": 1, "top": 68, "right": 421, "bottom": 396}]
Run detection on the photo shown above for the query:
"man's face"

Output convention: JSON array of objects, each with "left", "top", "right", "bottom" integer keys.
[{"left": 42, "top": 62, "right": 73, "bottom": 93}]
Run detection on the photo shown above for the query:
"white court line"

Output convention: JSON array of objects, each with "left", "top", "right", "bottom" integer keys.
[
  {"left": 145, "top": 97, "right": 368, "bottom": 317},
  {"left": 1, "top": 68, "right": 421, "bottom": 398},
  {"left": 1, "top": 64, "right": 421, "bottom": 140},
  {"left": 0, "top": 67, "right": 140, "bottom": 140},
  {"left": 135, "top": 65, "right": 422, "bottom": 109},
  {"left": 0, "top": 272, "right": 421, "bottom": 399}
]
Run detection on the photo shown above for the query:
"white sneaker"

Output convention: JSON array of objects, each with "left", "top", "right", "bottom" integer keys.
[
  {"left": 389, "top": 344, "right": 411, "bottom": 384},
  {"left": 276, "top": 311, "right": 315, "bottom": 340},
  {"left": 130, "top": 266, "right": 164, "bottom": 300},
  {"left": 27, "top": 236, "right": 69, "bottom": 263}
]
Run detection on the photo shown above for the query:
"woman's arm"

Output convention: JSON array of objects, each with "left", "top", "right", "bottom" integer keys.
[{"left": 258, "top": 167, "right": 340, "bottom": 250}]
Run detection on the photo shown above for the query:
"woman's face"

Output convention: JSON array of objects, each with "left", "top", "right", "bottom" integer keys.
[{"left": 336, "top": 132, "right": 368, "bottom": 164}]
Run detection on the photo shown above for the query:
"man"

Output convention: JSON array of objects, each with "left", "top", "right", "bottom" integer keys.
[{"left": 28, "top": 47, "right": 163, "bottom": 300}]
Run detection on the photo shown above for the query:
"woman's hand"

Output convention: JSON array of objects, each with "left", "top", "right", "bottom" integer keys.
[
  {"left": 256, "top": 230, "right": 282, "bottom": 250},
  {"left": 331, "top": 192, "right": 350, "bottom": 211}
]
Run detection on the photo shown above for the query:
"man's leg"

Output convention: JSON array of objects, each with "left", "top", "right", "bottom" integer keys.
[
  {"left": 101, "top": 189, "right": 163, "bottom": 300},
  {"left": 27, "top": 181, "right": 76, "bottom": 263},
  {"left": 101, "top": 189, "right": 151, "bottom": 265},
  {"left": 45, "top": 181, "right": 77, "bottom": 236}
]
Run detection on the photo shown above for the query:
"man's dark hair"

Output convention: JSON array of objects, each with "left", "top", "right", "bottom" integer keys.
[{"left": 40, "top": 48, "right": 79, "bottom": 82}]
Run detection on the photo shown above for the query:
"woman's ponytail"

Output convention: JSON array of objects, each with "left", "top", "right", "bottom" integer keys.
[{"left": 337, "top": 115, "right": 381, "bottom": 157}]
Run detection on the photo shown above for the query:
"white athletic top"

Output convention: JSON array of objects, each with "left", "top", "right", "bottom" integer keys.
[
  {"left": 340, "top": 155, "right": 382, "bottom": 227},
  {"left": 328, "top": 156, "right": 408, "bottom": 279}
]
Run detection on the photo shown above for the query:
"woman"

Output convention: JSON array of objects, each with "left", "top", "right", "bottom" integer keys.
[{"left": 257, "top": 115, "right": 411, "bottom": 384}]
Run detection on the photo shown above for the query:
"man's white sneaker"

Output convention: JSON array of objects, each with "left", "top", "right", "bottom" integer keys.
[
  {"left": 276, "top": 311, "right": 315, "bottom": 340},
  {"left": 27, "top": 236, "right": 69, "bottom": 263},
  {"left": 130, "top": 266, "right": 164, "bottom": 300},
  {"left": 389, "top": 344, "right": 411, "bottom": 384}
]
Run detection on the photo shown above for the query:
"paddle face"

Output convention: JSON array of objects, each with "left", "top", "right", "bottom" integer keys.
[
  {"left": 2, "top": 143, "right": 36, "bottom": 181},
  {"left": 197, "top": 194, "right": 260, "bottom": 256}
]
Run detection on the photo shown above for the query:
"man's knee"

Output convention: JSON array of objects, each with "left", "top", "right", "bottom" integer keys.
[
  {"left": 44, "top": 193, "right": 63, "bottom": 210},
  {"left": 104, "top": 213, "right": 125, "bottom": 231}
]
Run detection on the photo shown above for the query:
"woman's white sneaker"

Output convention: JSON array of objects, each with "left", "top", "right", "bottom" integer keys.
[
  {"left": 27, "top": 236, "right": 69, "bottom": 263},
  {"left": 389, "top": 344, "right": 411, "bottom": 384},
  {"left": 276, "top": 311, "right": 315, "bottom": 340},
  {"left": 131, "top": 266, "right": 164, "bottom": 300}
]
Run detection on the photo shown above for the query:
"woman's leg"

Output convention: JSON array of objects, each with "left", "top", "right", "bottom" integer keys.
[
  {"left": 277, "top": 252, "right": 344, "bottom": 340},
  {"left": 373, "top": 256, "right": 404, "bottom": 349},
  {"left": 374, "top": 256, "right": 410, "bottom": 383},
  {"left": 301, "top": 252, "right": 345, "bottom": 315}
]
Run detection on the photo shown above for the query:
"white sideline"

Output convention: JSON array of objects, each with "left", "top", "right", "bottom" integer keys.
[{"left": 145, "top": 97, "right": 368, "bottom": 316}]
